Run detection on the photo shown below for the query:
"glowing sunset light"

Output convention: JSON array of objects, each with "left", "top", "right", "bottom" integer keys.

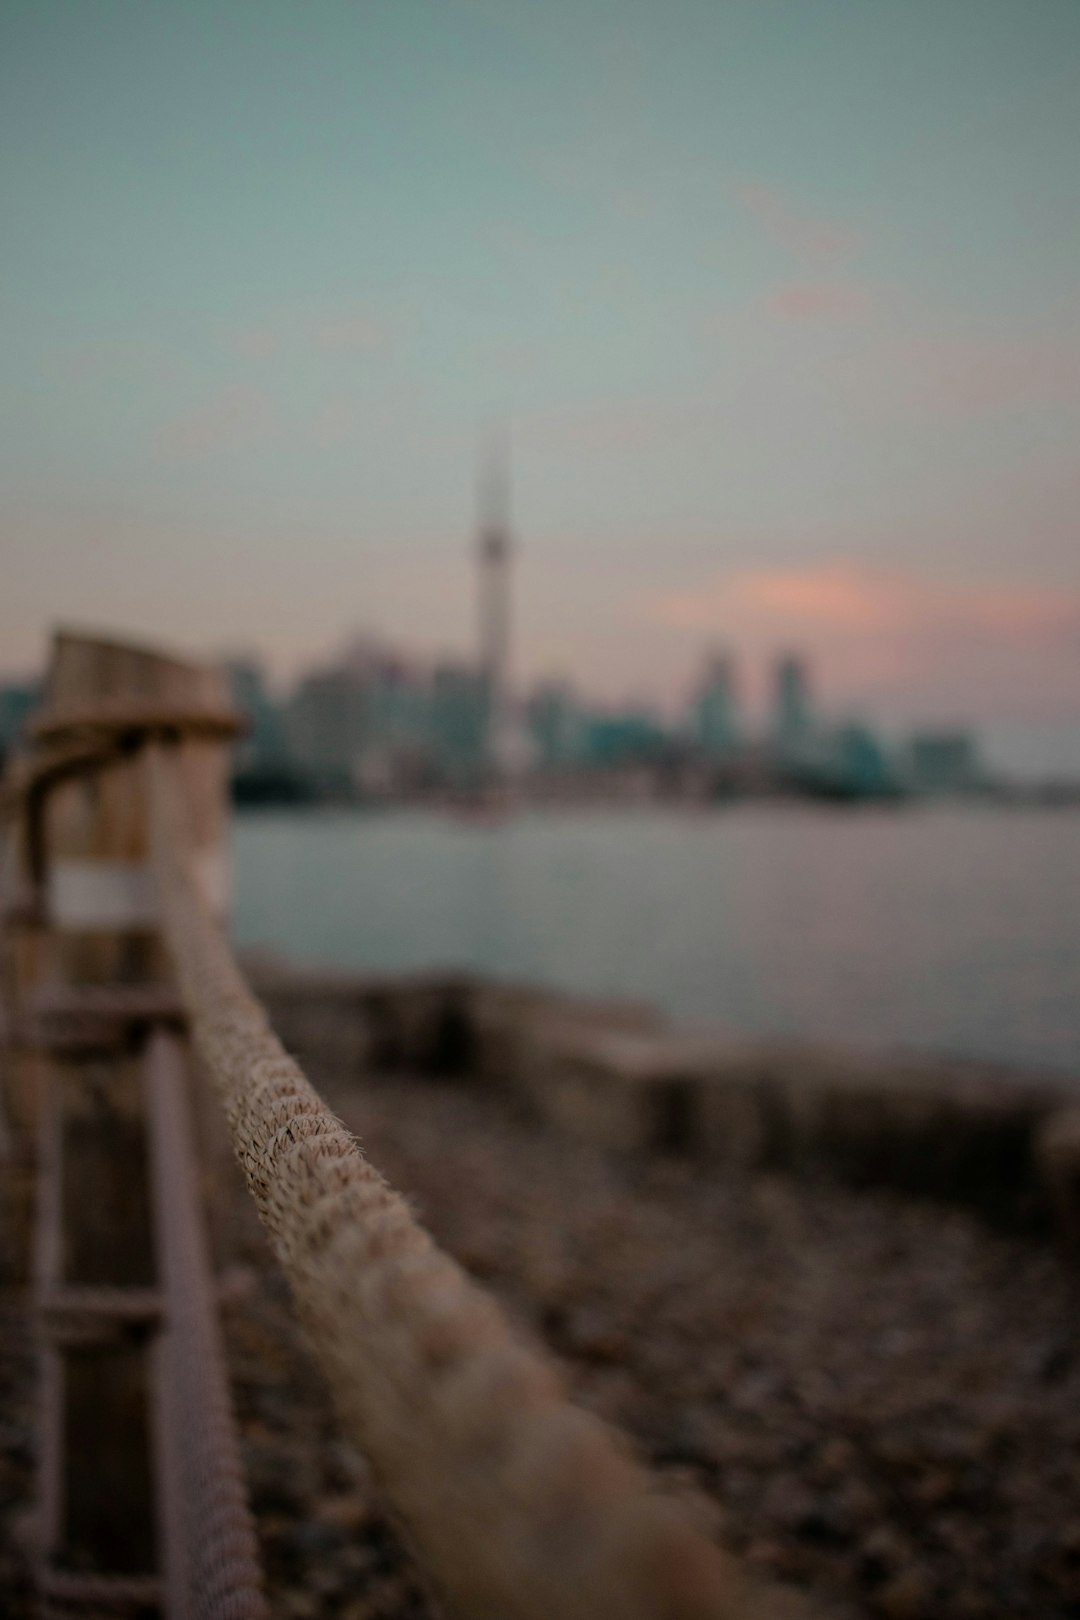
[
  {"left": 645, "top": 564, "right": 1080, "bottom": 716},
  {"left": 653, "top": 565, "right": 1080, "bottom": 640}
]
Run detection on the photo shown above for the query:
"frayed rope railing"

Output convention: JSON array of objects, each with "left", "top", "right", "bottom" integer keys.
[{"left": 147, "top": 743, "right": 809, "bottom": 1620}]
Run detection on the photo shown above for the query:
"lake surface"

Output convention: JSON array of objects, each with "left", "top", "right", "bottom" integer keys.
[{"left": 232, "top": 805, "right": 1080, "bottom": 1077}]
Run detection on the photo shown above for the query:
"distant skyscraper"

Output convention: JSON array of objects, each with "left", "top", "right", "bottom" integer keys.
[
  {"left": 774, "top": 654, "right": 812, "bottom": 744},
  {"left": 477, "top": 431, "right": 513, "bottom": 776},
  {"left": 431, "top": 661, "right": 489, "bottom": 786},
  {"left": 286, "top": 665, "right": 368, "bottom": 795},
  {"left": 526, "top": 680, "right": 583, "bottom": 771}
]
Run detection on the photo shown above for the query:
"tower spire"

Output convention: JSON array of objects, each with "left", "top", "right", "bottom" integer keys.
[
  {"left": 479, "top": 421, "right": 510, "bottom": 541},
  {"left": 477, "top": 425, "right": 512, "bottom": 778}
]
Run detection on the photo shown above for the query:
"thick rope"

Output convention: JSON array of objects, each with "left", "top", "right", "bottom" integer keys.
[{"left": 147, "top": 745, "right": 802, "bottom": 1620}]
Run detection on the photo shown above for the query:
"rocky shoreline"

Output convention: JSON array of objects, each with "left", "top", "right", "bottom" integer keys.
[{"left": 4, "top": 1044, "right": 1080, "bottom": 1617}]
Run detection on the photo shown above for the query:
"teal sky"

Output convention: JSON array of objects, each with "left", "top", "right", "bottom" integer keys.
[{"left": 2, "top": 0, "right": 1079, "bottom": 756}]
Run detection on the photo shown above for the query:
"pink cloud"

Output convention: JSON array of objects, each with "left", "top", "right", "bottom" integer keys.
[
  {"left": 309, "top": 398, "right": 360, "bottom": 447},
  {"left": 154, "top": 385, "right": 273, "bottom": 460},
  {"left": 521, "top": 399, "right": 675, "bottom": 454},
  {"left": 225, "top": 308, "right": 388, "bottom": 359},
  {"left": 736, "top": 183, "right": 862, "bottom": 265},
  {"left": 57, "top": 339, "right": 186, "bottom": 386},
  {"left": 553, "top": 406, "right": 659, "bottom": 453},
  {"left": 232, "top": 326, "right": 278, "bottom": 359},
  {"left": 766, "top": 281, "right": 871, "bottom": 321},
  {"left": 310, "top": 314, "right": 384, "bottom": 353},
  {"left": 653, "top": 563, "right": 1080, "bottom": 642}
]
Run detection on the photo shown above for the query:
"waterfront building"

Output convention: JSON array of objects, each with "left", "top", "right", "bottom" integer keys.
[
  {"left": 583, "top": 707, "right": 669, "bottom": 770},
  {"left": 827, "top": 722, "right": 899, "bottom": 799},
  {"left": 430, "top": 661, "right": 489, "bottom": 787},
  {"left": 286, "top": 666, "right": 369, "bottom": 797},
  {"left": 690, "top": 653, "right": 740, "bottom": 758},
  {"left": 768, "top": 653, "right": 827, "bottom": 786},
  {"left": 0, "top": 680, "right": 39, "bottom": 767},
  {"left": 226, "top": 657, "right": 290, "bottom": 774},
  {"left": 774, "top": 654, "right": 813, "bottom": 745},
  {"left": 906, "top": 730, "right": 981, "bottom": 794},
  {"left": 367, "top": 658, "right": 424, "bottom": 740},
  {"left": 526, "top": 681, "right": 585, "bottom": 772},
  {"left": 336, "top": 641, "right": 443, "bottom": 792}
]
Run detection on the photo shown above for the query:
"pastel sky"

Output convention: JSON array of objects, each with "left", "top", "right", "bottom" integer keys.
[{"left": 2, "top": 0, "right": 1079, "bottom": 765}]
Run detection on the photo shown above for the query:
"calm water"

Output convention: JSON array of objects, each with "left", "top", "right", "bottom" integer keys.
[{"left": 232, "top": 806, "right": 1080, "bottom": 1077}]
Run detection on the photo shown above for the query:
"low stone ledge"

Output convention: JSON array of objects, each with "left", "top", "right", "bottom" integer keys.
[
  {"left": 501, "top": 1020, "right": 1069, "bottom": 1222},
  {"left": 240, "top": 957, "right": 1078, "bottom": 1231},
  {"left": 249, "top": 961, "right": 480, "bottom": 1076},
  {"left": 470, "top": 982, "right": 664, "bottom": 1091}
]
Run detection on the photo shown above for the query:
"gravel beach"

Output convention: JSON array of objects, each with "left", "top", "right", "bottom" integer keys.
[{"left": 4, "top": 1060, "right": 1080, "bottom": 1618}]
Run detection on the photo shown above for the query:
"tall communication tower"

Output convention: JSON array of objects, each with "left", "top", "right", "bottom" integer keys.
[{"left": 477, "top": 430, "right": 512, "bottom": 775}]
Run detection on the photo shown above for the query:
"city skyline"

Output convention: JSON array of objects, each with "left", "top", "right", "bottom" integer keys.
[
  {"left": 2, "top": 1, "right": 1079, "bottom": 770},
  {"left": 222, "top": 632, "right": 992, "bottom": 805}
]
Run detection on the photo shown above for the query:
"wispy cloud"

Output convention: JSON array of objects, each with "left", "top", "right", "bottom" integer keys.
[
  {"left": 232, "top": 325, "right": 279, "bottom": 359},
  {"left": 766, "top": 281, "right": 871, "bottom": 321},
  {"left": 310, "top": 314, "right": 385, "bottom": 353},
  {"left": 55, "top": 338, "right": 188, "bottom": 386},
  {"left": 736, "top": 183, "right": 862, "bottom": 265},
  {"left": 154, "top": 385, "right": 274, "bottom": 460},
  {"left": 523, "top": 398, "right": 674, "bottom": 454},
  {"left": 226, "top": 307, "right": 388, "bottom": 359}
]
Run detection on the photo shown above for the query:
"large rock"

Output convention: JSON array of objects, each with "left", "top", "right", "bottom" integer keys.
[{"left": 1035, "top": 1106, "right": 1080, "bottom": 1241}]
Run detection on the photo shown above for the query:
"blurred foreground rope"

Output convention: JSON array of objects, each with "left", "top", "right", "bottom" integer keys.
[{"left": 147, "top": 744, "right": 805, "bottom": 1620}]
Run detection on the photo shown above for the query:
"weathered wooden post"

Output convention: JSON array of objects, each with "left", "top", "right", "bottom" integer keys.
[
  {"left": 1, "top": 796, "right": 50, "bottom": 1271},
  {"left": 31, "top": 629, "right": 235, "bottom": 976},
  {"left": 1, "top": 628, "right": 264, "bottom": 1616}
]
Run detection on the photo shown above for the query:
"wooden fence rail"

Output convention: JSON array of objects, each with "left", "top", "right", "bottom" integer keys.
[{"left": 1, "top": 629, "right": 809, "bottom": 1619}]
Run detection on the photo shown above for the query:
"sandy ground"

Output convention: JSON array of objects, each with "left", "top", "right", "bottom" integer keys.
[{"left": 4, "top": 1062, "right": 1080, "bottom": 1617}]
